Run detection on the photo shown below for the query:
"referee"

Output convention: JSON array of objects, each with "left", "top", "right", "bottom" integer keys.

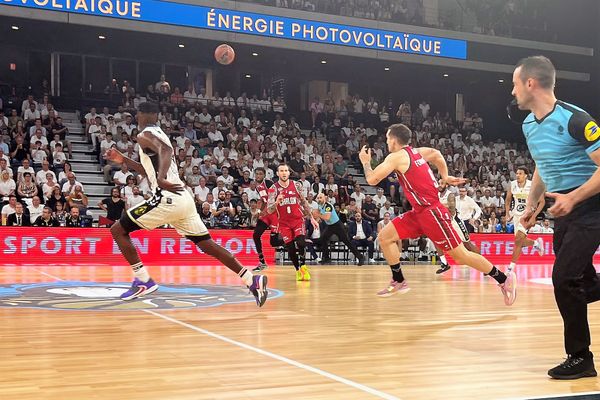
[
  {"left": 315, "top": 193, "right": 364, "bottom": 265},
  {"left": 511, "top": 56, "right": 600, "bottom": 379}
]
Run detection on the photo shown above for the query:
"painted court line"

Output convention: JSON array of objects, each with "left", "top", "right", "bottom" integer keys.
[
  {"left": 32, "top": 268, "right": 65, "bottom": 281},
  {"left": 144, "top": 309, "right": 401, "bottom": 400}
]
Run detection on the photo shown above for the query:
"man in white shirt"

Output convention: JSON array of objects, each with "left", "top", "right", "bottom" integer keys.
[
  {"left": 379, "top": 200, "right": 395, "bottom": 219},
  {"left": 480, "top": 189, "right": 495, "bottom": 214},
  {"left": 126, "top": 186, "right": 145, "bottom": 209},
  {"left": 28, "top": 196, "right": 44, "bottom": 224},
  {"left": 216, "top": 167, "right": 234, "bottom": 189},
  {"left": 197, "top": 88, "right": 209, "bottom": 107},
  {"left": 24, "top": 103, "right": 41, "bottom": 123},
  {"left": 237, "top": 110, "right": 250, "bottom": 128},
  {"left": 194, "top": 177, "right": 210, "bottom": 203},
  {"left": 350, "top": 185, "right": 366, "bottom": 209},
  {"left": 113, "top": 164, "right": 133, "bottom": 186},
  {"left": 541, "top": 218, "right": 554, "bottom": 233},
  {"left": 61, "top": 173, "right": 83, "bottom": 195},
  {"left": 17, "top": 159, "right": 35, "bottom": 183},
  {"left": 455, "top": 186, "right": 482, "bottom": 233},
  {"left": 100, "top": 133, "right": 116, "bottom": 160},
  {"left": 236, "top": 92, "right": 248, "bottom": 109},
  {"left": 372, "top": 187, "right": 387, "bottom": 208},
  {"left": 21, "top": 95, "right": 38, "bottom": 117},
  {"left": 120, "top": 115, "right": 137, "bottom": 135},
  {"left": 183, "top": 84, "right": 196, "bottom": 104},
  {"left": 36, "top": 160, "right": 56, "bottom": 186},
  {"left": 197, "top": 107, "right": 212, "bottom": 125},
  {"left": 207, "top": 123, "right": 224, "bottom": 143}
]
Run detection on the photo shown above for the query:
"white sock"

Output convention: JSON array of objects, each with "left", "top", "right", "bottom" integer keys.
[
  {"left": 508, "top": 262, "right": 516, "bottom": 272},
  {"left": 439, "top": 255, "right": 448, "bottom": 265},
  {"left": 238, "top": 268, "right": 253, "bottom": 286},
  {"left": 132, "top": 262, "right": 150, "bottom": 282}
]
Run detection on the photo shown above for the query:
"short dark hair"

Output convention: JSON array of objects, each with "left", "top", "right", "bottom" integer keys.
[
  {"left": 138, "top": 102, "right": 159, "bottom": 114},
  {"left": 387, "top": 123, "right": 412, "bottom": 145},
  {"left": 277, "top": 163, "right": 289, "bottom": 170},
  {"left": 255, "top": 167, "right": 266, "bottom": 174},
  {"left": 516, "top": 165, "right": 529, "bottom": 175},
  {"left": 515, "top": 56, "right": 556, "bottom": 90}
]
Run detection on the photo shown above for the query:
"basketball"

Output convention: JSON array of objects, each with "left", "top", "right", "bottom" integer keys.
[{"left": 214, "top": 44, "right": 235, "bottom": 65}]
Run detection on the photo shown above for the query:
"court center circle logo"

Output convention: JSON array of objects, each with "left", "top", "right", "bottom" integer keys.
[{"left": 0, "top": 281, "right": 283, "bottom": 311}]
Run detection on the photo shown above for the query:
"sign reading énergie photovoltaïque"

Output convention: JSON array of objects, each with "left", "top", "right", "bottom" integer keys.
[{"left": 1, "top": 0, "right": 468, "bottom": 59}]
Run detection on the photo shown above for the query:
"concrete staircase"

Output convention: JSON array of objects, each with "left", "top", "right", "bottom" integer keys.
[{"left": 61, "top": 111, "right": 110, "bottom": 223}]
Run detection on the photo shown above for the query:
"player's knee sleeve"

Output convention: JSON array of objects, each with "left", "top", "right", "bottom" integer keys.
[
  {"left": 270, "top": 233, "right": 284, "bottom": 247},
  {"left": 295, "top": 235, "right": 306, "bottom": 248}
]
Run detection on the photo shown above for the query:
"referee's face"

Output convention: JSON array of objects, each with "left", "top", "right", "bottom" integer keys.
[
  {"left": 317, "top": 193, "right": 326, "bottom": 204},
  {"left": 512, "top": 67, "right": 532, "bottom": 110}
]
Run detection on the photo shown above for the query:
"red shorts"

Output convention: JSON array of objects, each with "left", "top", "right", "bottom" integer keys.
[
  {"left": 278, "top": 219, "right": 306, "bottom": 244},
  {"left": 259, "top": 213, "right": 279, "bottom": 232},
  {"left": 392, "top": 205, "right": 461, "bottom": 252}
]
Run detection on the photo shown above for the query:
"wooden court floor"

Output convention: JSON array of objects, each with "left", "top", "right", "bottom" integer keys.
[{"left": 1, "top": 263, "right": 600, "bottom": 400}]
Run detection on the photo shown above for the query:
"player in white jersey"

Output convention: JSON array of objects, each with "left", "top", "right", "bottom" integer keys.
[
  {"left": 505, "top": 166, "right": 545, "bottom": 273},
  {"left": 105, "top": 102, "right": 267, "bottom": 306},
  {"left": 435, "top": 182, "right": 481, "bottom": 274}
]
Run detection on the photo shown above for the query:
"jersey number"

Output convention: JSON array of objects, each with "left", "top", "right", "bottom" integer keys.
[
  {"left": 428, "top": 169, "right": 439, "bottom": 188},
  {"left": 287, "top": 206, "right": 291, "bottom": 214}
]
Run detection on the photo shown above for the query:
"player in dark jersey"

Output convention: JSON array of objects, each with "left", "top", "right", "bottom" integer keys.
[
  {"left": 267, "top": 164, "right": 317, "bottom": 281},
  {"left": 359, "top": 123, "right": 516, "bottom": 305},
  {"left": 252, "top": 167, "right": 279, "bottom": 272}
]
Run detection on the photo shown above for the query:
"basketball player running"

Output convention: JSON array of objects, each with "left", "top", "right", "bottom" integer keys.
[
  {"left": 105, "top": 102, "right": 267, "bottom": 306},
  {"left": 252, "top": 167, "right": 278, "bottom": 272},
  {"left": 267, "top": 164, "right": 316, "bottom": 281},
  {"left": 359, "top": 124, "right": 516, "bottom": 304},
  {"left": 512, "top": 56, "right": 600, "bottom": 379},
  {"left": 435, "top": 182, "right": 482, "bottom": 274},
  {"left": 505, "top": 166, "right": 545, "bottom": 274}
]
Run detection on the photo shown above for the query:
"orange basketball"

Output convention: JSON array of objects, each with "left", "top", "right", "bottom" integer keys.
[{"left": 214, "top": 44, "right": 235, "bottom": 65}]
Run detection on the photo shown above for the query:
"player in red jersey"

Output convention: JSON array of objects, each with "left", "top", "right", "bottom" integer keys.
[
  {"left": 359, "top": 124, "right": 516, "bottom": 305},
  {"left": 267, "top": 164, "right": 317, "bottom": 281},
  {"left": 252, "top": 167, "right": 279, "bottom": 272}
]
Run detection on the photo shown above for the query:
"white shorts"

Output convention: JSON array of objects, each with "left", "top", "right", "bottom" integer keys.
[
  {"left": 513, "top": 215, "right": 528, "bottom": 235},
  {"left": 451, "top": 216, "right": 470, "bottom": 243},
  {"left": 124, "top": 189, "right": 209, "bottom": 237}
]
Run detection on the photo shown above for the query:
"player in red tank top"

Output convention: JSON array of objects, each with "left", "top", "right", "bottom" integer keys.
[
  {"left": 251, "top": 167, "right": 279, "bottom": 272},
  {"left": 267, "top": 164, "right": 317, "bottom": 281},
  {"left": 358, "top": 123, "right": 516, "bottom": 305}
]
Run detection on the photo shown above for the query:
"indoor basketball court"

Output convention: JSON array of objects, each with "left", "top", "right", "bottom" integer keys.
[{"left": 2, "top": 263, "right": 599, "bottom": 400}]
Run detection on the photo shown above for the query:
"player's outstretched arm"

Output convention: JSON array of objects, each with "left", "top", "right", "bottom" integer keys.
[
  {"left": 415, "top": 147, "right": 464, "bottom": 186},
  {"left": 104, "top": 147, "right": 145, "bottom": 175},
  {"left": 359, "top": 146, "right": 403, "bottom": 186},
  {"left": 505, "top": 185, "right": 513, "bottom": 221}
]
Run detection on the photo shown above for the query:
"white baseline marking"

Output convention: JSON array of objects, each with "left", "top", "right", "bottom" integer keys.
[
  {"left": 32, "top": 268, "right": 65, "bottom": 281},
  {"left": 144, "top": 309, "right": 400, "bottom": 400}
]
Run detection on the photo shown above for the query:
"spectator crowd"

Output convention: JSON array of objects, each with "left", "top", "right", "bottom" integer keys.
[{"left": 1, "top": 74, "right": 553, "bottom": 249}]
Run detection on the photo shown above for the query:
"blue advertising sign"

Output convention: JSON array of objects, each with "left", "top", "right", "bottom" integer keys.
[{"left": 1, "top": 0, "right": 468, "bottom": 59}]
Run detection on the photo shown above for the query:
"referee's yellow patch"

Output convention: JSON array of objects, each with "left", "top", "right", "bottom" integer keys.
[{"left": 585, "top": 121, "right": 600, "bottom": 142}]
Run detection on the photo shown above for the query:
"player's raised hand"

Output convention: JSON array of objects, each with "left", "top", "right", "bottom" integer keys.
[
  {"left": 104, "top": 148, "right": 125, "bottom": 164},
  {"left": 444, "top": 175, "right": 467, "bottom": 186},
  {"left": 358, "top": 146, "right": 372, "bottom": 165}
]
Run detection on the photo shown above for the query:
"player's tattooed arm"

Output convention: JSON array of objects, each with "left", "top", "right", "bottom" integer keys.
[
  {"left": 447, "top": 192, "right": 457, "bottom": 215},
  {"left": 266, "top": 188, "right": 279, "bottom": 214},
  {"left": 295, "top": 181, "right": 312, "bottom": 217}
]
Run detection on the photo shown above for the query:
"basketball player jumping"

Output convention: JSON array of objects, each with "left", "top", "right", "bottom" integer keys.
[
  {"left": 105, "top": 102, "right": 267, "bottom": 306},
  {"left": 435, "top": 181, "right": 481, "bottom": 274},
  {"left": 359, "top": 124, "right": 517, "bottom": 305},
  {"left": 267, "top": 164, "right": 316, "bottom": 281},
  {"left": 505, "top": 166, "right": 545, "bottom": 274},
  {"left": 252, "top": 167, "right": 278, "bottom": 271}
]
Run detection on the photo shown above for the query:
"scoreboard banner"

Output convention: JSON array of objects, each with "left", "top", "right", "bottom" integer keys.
[
  {"left": 0, "top": 227, "right": 276, "bottom": 266},
  {"left": 1, "top": 0, "right": 468, "bottom": 60},
  {"left": 448, "top": 233, "right": 600, "bottom": 265}
]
